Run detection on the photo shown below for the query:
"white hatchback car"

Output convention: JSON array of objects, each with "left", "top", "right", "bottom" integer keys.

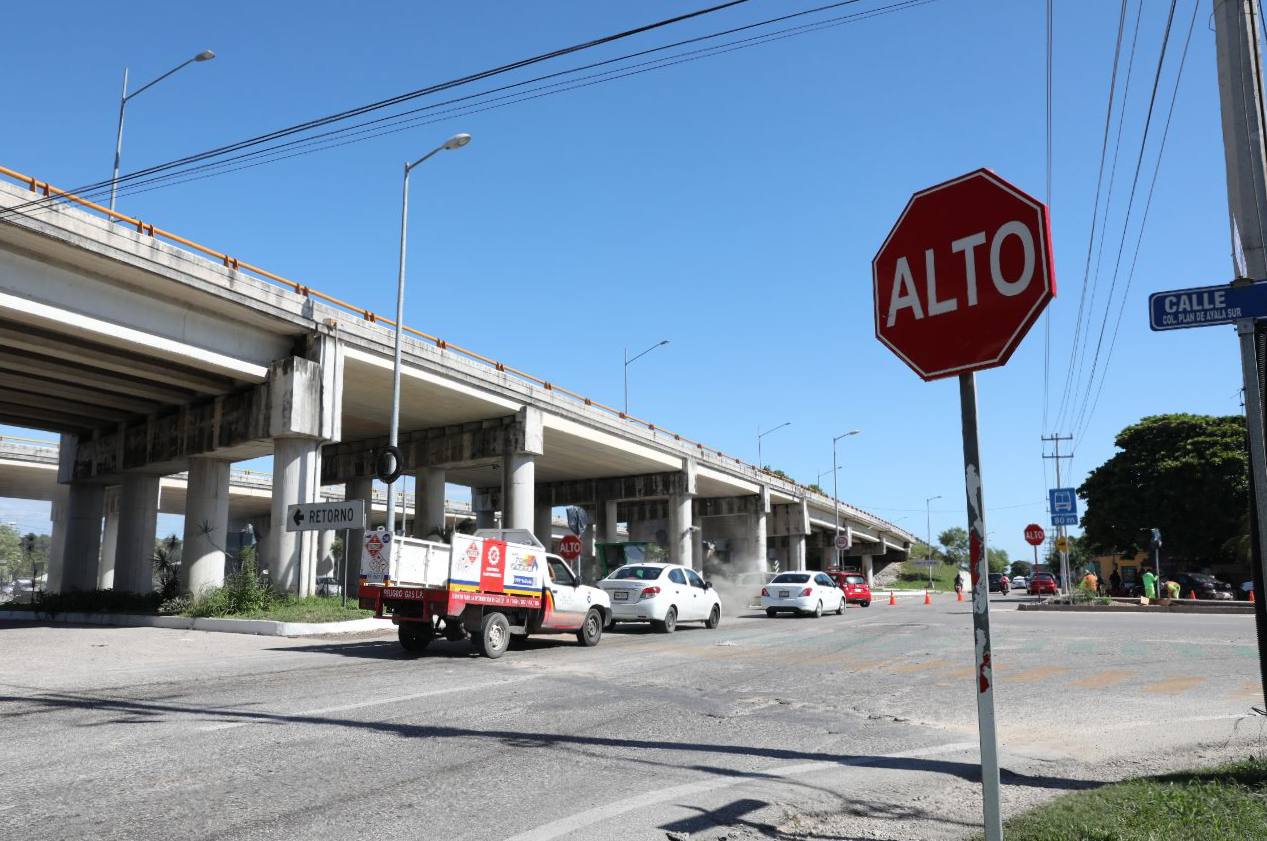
[
  {"left": 762, "top": 571, "right": 845, "bottom": 617},
  {"left": 598, "top": 562, "right": 722, "bottom": 633}
]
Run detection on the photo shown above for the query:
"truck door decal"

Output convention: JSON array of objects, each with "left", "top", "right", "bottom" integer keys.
[{"left": 480, "top": 539, "right": 507, "bottom": 593}]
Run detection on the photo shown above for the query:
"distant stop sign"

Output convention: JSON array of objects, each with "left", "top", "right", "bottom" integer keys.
[
  {"left": 558, "top": 534, "right": 583, "bottom": 562},
  {"left": 1024, "top": 524, "right": 1045, "bottom": 546},
  {"left": 873, "top": 169, "right": 1055, "bottom": 380}
]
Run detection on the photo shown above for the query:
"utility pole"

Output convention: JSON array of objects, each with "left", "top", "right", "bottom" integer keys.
[
  {"left": 1042, "top": 434, "right": 1073, "bottom": 592},
  {"left": 1214, "top": 0, "right": 1267, "bottom": 712}
]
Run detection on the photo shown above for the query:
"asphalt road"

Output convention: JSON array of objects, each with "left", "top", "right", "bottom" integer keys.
[{"left": 2, "top": 594, "right": 1264, "bottom": 841}]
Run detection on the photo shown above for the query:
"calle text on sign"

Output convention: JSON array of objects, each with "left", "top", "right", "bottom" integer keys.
[{"left": 1148, "top": 280, "right": 1267, "bottom": 331}]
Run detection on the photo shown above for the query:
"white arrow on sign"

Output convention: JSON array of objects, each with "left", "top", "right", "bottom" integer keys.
[{"left": 285, "top": 500, "right": 366, "bottom": 532}]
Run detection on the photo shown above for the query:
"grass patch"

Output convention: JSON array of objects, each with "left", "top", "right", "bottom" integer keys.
[
  {"left": 981, "top": 757, "right": 1267, "bottom": 840},
  {"left": 892, "top": 559, "right": 961, "bottom": 591},
  {"left": 194, "top": 595, "right": 372, "bottom": 623}
]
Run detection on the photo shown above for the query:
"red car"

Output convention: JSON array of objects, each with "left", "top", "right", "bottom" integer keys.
[
  {"left": 1028, "top": 572, "right": 1059, "bottom": 596},
  {"left": 828, "top": 570, "right": 872, "bottom": 607}
]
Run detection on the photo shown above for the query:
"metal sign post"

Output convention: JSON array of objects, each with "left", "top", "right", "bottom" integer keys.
[{"left": 958, "top": 373, "right": 1003, "bottom": 839}]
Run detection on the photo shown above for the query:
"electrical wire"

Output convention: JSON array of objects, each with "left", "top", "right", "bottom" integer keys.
[
  {"left": 1041, "top": 0, "right": 1053, "bottom": 434},
  {"left": 94, "top": 0, "right": 938, "bottom": 208}
]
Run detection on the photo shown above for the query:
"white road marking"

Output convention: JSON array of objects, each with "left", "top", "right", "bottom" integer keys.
[
  {"left": 199, "top": 674, "right": 541, "bottom": 732},
  {"left": 502, "top": 741, "right": 978, "bottom": 841}
]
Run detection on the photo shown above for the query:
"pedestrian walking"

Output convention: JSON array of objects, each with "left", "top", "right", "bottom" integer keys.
[
  {"left": 1109, "top": 567, "right": 1122, "bottom": 596},
  {"left": 1142, "top": 566, "right": 1158, "bottom": 601}
]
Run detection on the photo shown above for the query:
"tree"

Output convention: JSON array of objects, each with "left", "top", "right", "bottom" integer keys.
[
  {"left": 986, "top": 546, "right": 1009, "bottom": 574},
  {"left": 1010, "top": 559, "right": 1032, "bottom": 578},
  {"left": 1079, "top": 414, "right": 1247, "bottom": 565},
  {"left": 938, "top": 527, "right": 969, "bottom": 565},
  {"left": 0, "top": 525, "right": 20, "bottom": 582},
  {"left": 153, "top": 535, "right": 182, "bottom": 598},
  {"left": 910, "top": 540, "right": 942, "bottom": 562}
]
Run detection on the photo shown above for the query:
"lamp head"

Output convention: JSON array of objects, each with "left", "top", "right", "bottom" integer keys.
[
  {"left": 195, "top": 50, "right": 216, "bottom": 62},
  {"left": 443, "top": 132, "right": 472, "bottom": 150}
]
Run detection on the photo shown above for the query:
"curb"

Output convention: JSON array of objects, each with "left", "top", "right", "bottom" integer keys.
[
  {"left": 0, "top": 610, "right": 393, "bottom": 636},
  {"left": 1016, "top": 603, "right": 1255, "bottom": 615}
]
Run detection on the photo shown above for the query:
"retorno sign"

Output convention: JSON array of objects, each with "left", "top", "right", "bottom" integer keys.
[{"left": 872, "top": 169, "right": 1056, "bottom": 381}]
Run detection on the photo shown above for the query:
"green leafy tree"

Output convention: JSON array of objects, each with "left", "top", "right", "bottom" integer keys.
[
  {"left": 0, "top": 524, "right": 20, "bottom": 582},
  {"left": 1079, "top": 414, "right": 1247, "bottom": 565},
  {"left": 938, "top": 527, "right": 969, "bottom": 565},
  {"left": 1010, "top": 559, "right": 1032, "bottom": 578},
  {"left": 986, "top": 546, "right": 1009, "bottom": 574},
  {"left": 910, "top": 540, "right": 942, "bottom": 562}
]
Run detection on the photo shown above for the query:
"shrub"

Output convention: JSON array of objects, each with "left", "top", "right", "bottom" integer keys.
[{"left": 188, "top": 556, "right": 274, "bottom": 617}]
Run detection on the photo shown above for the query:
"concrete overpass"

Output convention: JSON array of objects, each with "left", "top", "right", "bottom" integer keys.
[{"left": 0, "top": 164, "right": 913, "bottom": 596}]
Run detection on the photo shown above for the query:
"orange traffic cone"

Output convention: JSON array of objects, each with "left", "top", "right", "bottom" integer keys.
[
  {"left": 924, "top": 590, "right": 932, "bottom": 605},
  {"left": 956, "top": 589, "right": 964, "bottom": 602},
  {"left": 1189, "top": 589, "right": 1198, "bottom": 600},
  {"left": 888, "top": 591, "right": 896, "bottom": 606}
]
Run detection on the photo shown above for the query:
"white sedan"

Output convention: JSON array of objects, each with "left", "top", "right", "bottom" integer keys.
[
  {"left": 761, "top": 571, "right": 845, "bottom": 617},
  {"left": 598, "top": 562, "right": 722, "bottom": 633}
]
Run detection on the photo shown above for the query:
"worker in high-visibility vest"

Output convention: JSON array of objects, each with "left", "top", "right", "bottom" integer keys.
[{"left": 1142, "top": 567, "right": 1158, "bottom": 600}]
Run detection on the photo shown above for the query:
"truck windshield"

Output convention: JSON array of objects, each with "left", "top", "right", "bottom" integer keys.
[{"left": 609, "top": 566, "right": 664, "bottom": 581}]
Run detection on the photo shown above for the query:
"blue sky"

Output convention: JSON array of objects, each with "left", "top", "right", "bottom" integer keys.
[{"left": 0, "top": 0, "right": 1243, "bottom": 562}]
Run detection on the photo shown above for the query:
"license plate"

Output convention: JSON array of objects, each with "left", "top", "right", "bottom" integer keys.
[
  {"left": 614, "top": 591, "right": 629, "bottom": 601},
  {"left": 779, "top": 590, "right": 789, "bottom": 598}
]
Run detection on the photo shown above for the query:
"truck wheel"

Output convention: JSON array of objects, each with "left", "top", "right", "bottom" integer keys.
[
  {"left": 576, "top": 609, "right": 603, "bottom": 647},
  {"left": 652, "top": 606, "right": 677, "bottom": 634},
  {"left": 475, "top": 612, "right": 510, "bottom": 659},
  {"left": 705, "top": 604, "right": 721, "bottom": 629},
  {"left": 398, "top": 623, "right": 432, "bottom": 653}
]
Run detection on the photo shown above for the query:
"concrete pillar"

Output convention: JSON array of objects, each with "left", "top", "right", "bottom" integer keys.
[
  {"left": 414, "top": 467, "right": 446, "bottom": 538},
  {"left": 691, "top": 523, "right": 705, "bottom": 573},
  {"left": 318, "top": 530, "right": 336, "bottom": 577},
  {"left": 344, "top": 477, "right": 373, "bottom": 594},
  {"left": 45, "top": 482, "right": 71, "bottom": 593},
  {"left": 789, "top": 534, "right": 807, "bottom": 571},
  {"left": 752, "top": 487, "right": 769, "bottom": 574},
  {"left": 604, "top": 499, "right": 620, "bottom": 542},
  {"left": 534, "top": 503, "right": 554, "bottom": 549},
  {"left": 114, "top": 475, "right": 161, "bottom": 593},
  {"left": 98, "top": 486, "right": 121, "bottom": 589},
  {"left": 271, "top": 437, "right": 322, "bottom": 596},
  {"left": 473, "top": 486, "right": 497, "bottom": 529},
  {"left": 250, "top": 516, "right": 271, "bottom": 576},
  {"left": 60, "top": 483, "right": 105, "bottom": 592},
  {"left": 668, "top": 493, "right": 694, "bottom": 568},
  {"left": 182, "top": 458, "right": 231, "bottom": 596},
  {"left": 505, "top": 452, "right": 535, "bottom": 532},
  {"left": 862, "top": 554, "right": 875, "bottom": 586}
]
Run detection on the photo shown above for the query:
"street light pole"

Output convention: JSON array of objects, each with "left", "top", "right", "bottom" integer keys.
[
  {"left": 832, "top": 430, "right": 861, "bottom": 568},
  {"left": 925, "top": 494, "right": 942, "bottom": 587},
  {"left": 385, "top": 132, "right": 471, "bottom": 537},
  {"left": 623, "top": 339, "right": 669, "bottom": 415},
  {"left": 110, "top": 50, "right": 216, "bottom": 211},
  {"left": 757, "top": 421, "right": 791, "bottom": 470}
]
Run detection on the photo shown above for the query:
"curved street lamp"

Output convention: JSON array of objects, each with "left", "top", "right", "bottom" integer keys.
[{"left": 623, "top": 339, "right": 669, "bottom": 414}]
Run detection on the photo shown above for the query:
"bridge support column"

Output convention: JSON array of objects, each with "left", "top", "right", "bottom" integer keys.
[
  {"left": 473, "top": 488, "right": 496, "bottom": 529},
  {"left": 61, "top": 483, "right": 105, "bottom": 592},
  {"left": 344, "top": 477, "right": 374, "bottom": 594},
  {"left": 751, "top": 487, "right": 769, "bottom": 574},
  {"left": 534, "top": 503, "right": 553, "bottom": 549},
  {"left": 414, "top": 467, "right": 446, "bottom": 539},
  {"left": 98, "top": 486, "right": 120, "bottom": 589},
  {"left": 604, "top": 500, "right": 620, "bottom": 542},
  {"left": 115, "top": 475, "right": 160, "bottom": 593},
  {"left": 182, "top": 458, "right": 231, "bottom": 596},
  {"left": 861, "top": 554, "right": 874, "bottom": 586},
  {"left": 45, "top": 482, "right": 70, "bottom": 593},
  {"left": 789, "top": 535, "right": 807, "bottom": 572},
  {"left": 317, "top": 531, "right": 336, "bottom": 577},
  {"left": 669, "top": 492, "right": 694, "bottom": 568},
  {"left": 504, "top": 453, "right": 535, "bottom": 532},
  {"left": 272, "top": 438, "right": 322, "bottom": 597}
]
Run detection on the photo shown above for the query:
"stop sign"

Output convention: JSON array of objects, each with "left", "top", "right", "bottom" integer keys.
[
  {"left": 873, "top": 169, "right": 1055, "bottom": 381},
  {"left": 558, "top": 533, "right": 583, "bottom": 562},
  {"left": 1024, "top": 523, "right": 1045, "bottom": 546}
]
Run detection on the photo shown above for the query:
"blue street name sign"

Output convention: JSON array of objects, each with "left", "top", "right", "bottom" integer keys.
[
  {"left": 1148, "top": 281, "right": 1267, "bottom": 331},
  {"left": 1049, "top": 487, "right": 1078, "bottom": 527}
]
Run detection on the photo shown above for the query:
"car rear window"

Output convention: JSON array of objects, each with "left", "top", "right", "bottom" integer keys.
[
  {"left": 844, "top": 575, "right": 865, "bottom": 585},
  {"left": 771, "top": 574, "right": 810, "bottom": 584},
  {"left": 1033, "top": 573, "right": 1054, "bottom": 580},
  {"left": 609, "top": 566, "right": 664, "bottom": 581}
]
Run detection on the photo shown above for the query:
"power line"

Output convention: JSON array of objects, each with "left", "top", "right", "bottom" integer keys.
[
  {"left": 93, "top": 0, "right": 939, "bottom": 208},
  {"left": 1069, "top": 0, "right": 1181, "bottom": 443},
  {"left": 0, "top": 0, "right": 756, "bottom": 220},
  {"left": 1041, "top": 0, "right": 1053, "bottom": 432},
  {"left": 1072, "top": 0, "right": 1198, "bottom": 451}
]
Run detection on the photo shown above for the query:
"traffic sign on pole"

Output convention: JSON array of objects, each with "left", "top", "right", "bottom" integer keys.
[
  {"left": 1024, "top": 523, "right": 1045, "bottom": 546},
  {"left": 834, "top": 529, "right": 852, "bottom": 551},
  {"left": 558, "top": 534, "right": 583, "bottom": 562},
  {"left": 872, "top": 168, "right": 1056, "bottom": 381},
  {"left": 1148, "top": 280, "right": 1267, "bottom": 330},
  {"left": 873, "top": 168, "right": 1053, "bottom": 841},
  {"left": 286, "top": 500, "right": 365, "bottom": 532},
  {"left": 1048, "top": 488, "right": 1078, "bottom": 526}
]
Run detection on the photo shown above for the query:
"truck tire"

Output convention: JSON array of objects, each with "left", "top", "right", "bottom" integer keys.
[
  {"left": 476, "top": 612, "right": 511, "bottom": 659},
  {"left": 705, "top": 604, "right": 721, "bottom": 629},
  {"left": 652, "top": 606, "right": 677, "bottom": 634},
  {"left": 576, "top": 609, "right": 603, "bottom": 647},
  {"left": 398, "top": 623, "right": 432, "bottom": 653}
]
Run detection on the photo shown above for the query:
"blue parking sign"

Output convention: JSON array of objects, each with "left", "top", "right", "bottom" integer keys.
[{"left": 1049, "top": 488, "right": 1078, "bottom": 526}]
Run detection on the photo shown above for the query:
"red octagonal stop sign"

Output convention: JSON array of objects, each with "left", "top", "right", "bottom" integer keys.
[{"left": 873, "top": 169, "right": 1055, "bottom": 381}]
